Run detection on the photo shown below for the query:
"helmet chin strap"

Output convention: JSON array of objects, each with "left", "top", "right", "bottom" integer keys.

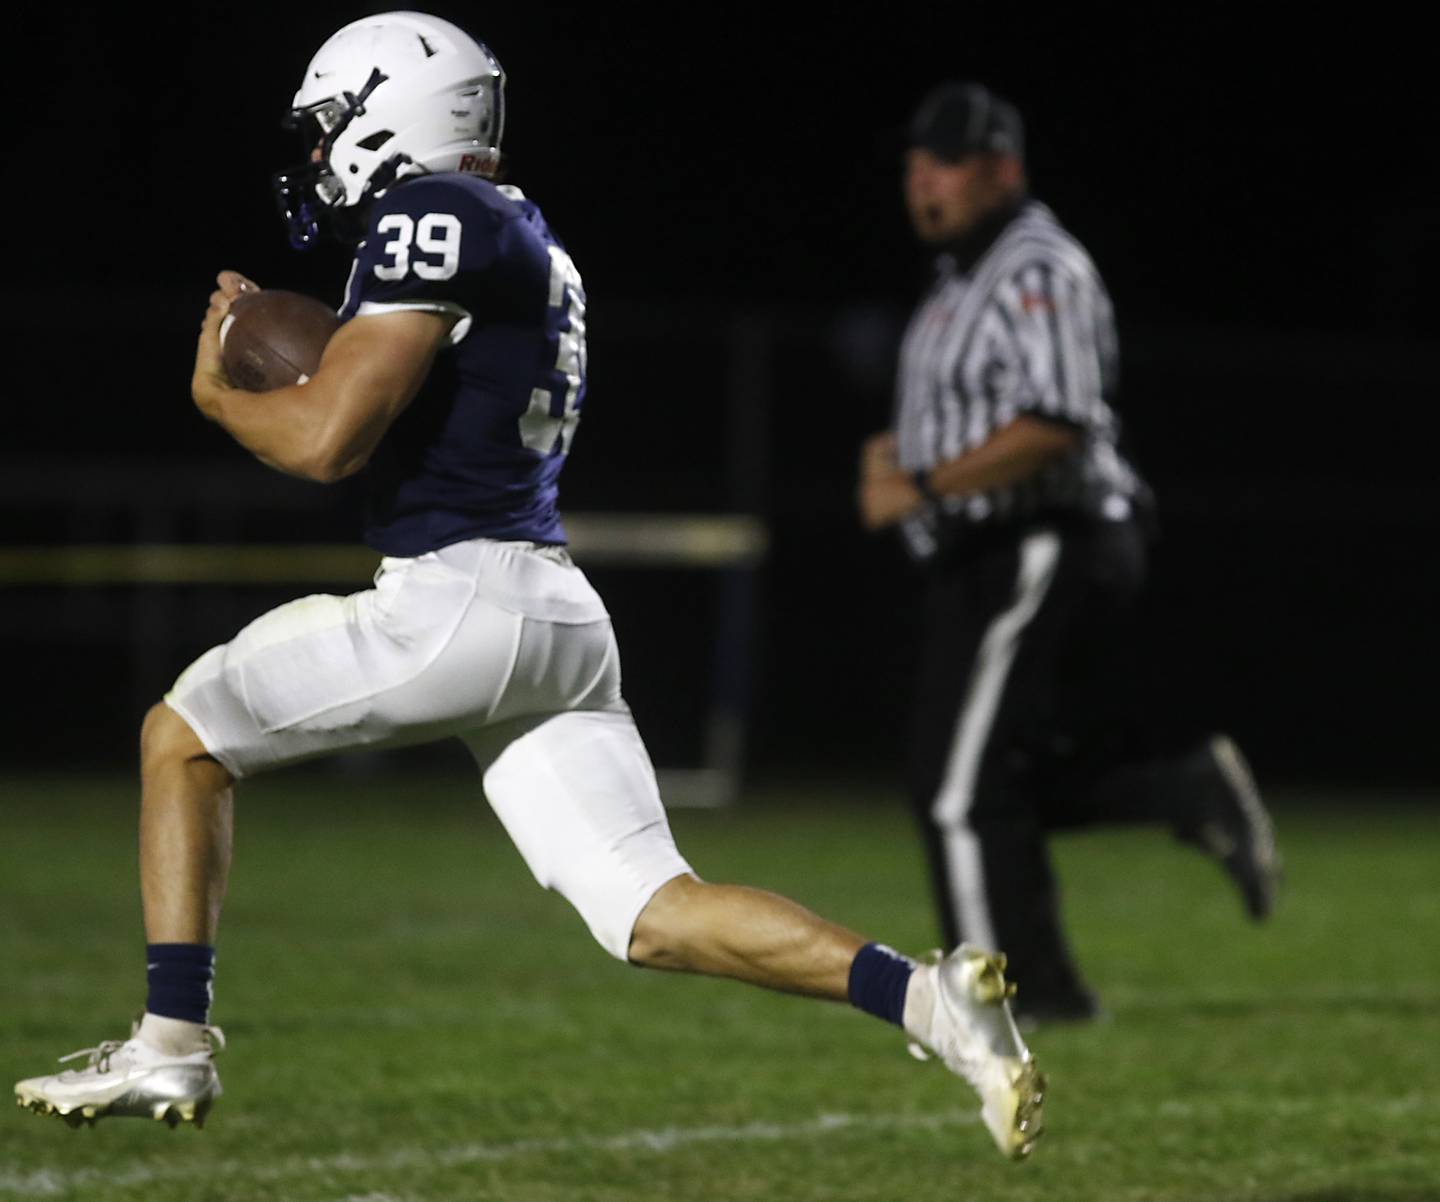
[{"left": 362, "top": 152, "right": 416, "bottom": 203}]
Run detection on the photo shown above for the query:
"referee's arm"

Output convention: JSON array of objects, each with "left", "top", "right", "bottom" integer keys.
[{"left": 857, "top": 417, "right": 1079, "bottom": 531}]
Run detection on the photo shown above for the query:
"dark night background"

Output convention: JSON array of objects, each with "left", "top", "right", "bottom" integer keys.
[{"left": 3, "top": 6, "right": 1435, "bottom": 792}]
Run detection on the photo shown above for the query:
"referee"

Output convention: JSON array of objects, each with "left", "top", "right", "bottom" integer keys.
[{"left": 858, "top": 81, "right": 1281, "bottom": 1026}]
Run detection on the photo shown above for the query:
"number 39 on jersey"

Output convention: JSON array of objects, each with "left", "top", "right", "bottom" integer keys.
[
  {"left": 373, "top": 212, "right": 463, "bottom": 281},
  {"left": 357, "top": 190, "right": 588, "bottom": 459}
]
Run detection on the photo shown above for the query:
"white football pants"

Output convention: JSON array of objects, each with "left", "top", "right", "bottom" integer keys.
[{"left": 165, "top": 537, "right": 693, "bottom": 959}]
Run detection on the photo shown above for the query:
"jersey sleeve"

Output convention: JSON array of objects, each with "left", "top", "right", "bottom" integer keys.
[
  {"left": 992, "top": 254, "right": 1117, "bottom": 430},
  {"left": 342, "top": 177, "right": 507, "bottom": 346}
]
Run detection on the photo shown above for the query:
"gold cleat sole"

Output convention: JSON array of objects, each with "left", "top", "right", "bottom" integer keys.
[
  {"left": 156, "top": 1096, "right": 213, "bottom": 1128},
  {"left": 1006, "top": 1060, "right": 1047, "bottom": 1160},
  {"left": 964, "top": 949, "right": 1018, "bottom": 1005},
  {"left": 15, "top": 1092, "right": 98, "bottom": 1128},
  {"left": 15, "top": 1088, "right": 214, "bottom": 1130},
  {"left": 952, "top": 948, "right": 1045, "bottom": 1161}
]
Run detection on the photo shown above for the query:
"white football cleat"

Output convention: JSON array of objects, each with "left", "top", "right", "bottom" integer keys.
[
  {"left": 906, "top": 945, "right": 1046, "bottom": 1160},
  {"left": 14, "top": 1023, "right": 224, "bottom": 1129}
]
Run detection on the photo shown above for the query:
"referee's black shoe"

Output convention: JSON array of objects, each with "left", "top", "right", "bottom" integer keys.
[
  {"left": 1010, "top": 986, "right": 1103, "bottom": 1033},
  {"left": 1172, "top": 734, "right": 1280, "bottom": 920}
]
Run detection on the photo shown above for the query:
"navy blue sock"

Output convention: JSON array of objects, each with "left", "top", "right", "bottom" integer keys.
[
  {"left": 145, "top": 943, "right": 216, "bottom": 1024},
  {"left": 847, "top": 942, "right": 915, "bottom": 1027}
]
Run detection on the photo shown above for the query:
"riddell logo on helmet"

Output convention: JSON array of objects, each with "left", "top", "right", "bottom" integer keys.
[{"left": 458, "top": 154, "right": 488, "bottom": 173}]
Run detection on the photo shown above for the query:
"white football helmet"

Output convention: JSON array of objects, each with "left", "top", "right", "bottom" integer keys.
[{"left": 272, "top": 11, "right": 506, "bottom": 247}]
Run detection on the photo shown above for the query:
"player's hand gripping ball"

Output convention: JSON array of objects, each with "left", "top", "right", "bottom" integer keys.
[{"left": 219, "top": 290, "right": 341, "bottom": 391}]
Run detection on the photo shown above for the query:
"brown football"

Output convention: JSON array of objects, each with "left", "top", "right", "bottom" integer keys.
[{"left": 219, "top": 289, "right": 341, "bottom": 391}]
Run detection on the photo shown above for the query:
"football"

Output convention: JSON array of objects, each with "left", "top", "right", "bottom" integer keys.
[{"left": 219, "top": 289, "right": 341, "bottom": 391}]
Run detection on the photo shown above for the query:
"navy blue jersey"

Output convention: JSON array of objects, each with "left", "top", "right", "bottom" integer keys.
[{"left": 339, "top": 174, "right": 586, "bottom": 555}]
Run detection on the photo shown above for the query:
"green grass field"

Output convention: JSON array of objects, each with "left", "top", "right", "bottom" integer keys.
[{"left": 1, "top": 768, "right": 1437, "bottom": 1202}]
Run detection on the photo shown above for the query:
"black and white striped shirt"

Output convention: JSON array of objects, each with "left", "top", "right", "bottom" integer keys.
[{"left": 894, "top": 200, "right": 1144, "bottom": 562}]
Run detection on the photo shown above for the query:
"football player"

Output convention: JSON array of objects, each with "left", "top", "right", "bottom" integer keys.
[{"left": 14, "top": 12, "right": 1044, "bottom": 1161}]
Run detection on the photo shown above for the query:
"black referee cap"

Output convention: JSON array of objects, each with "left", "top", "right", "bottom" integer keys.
[{"left": 907, "top": 82, "right": 1025, "bottom": 162}]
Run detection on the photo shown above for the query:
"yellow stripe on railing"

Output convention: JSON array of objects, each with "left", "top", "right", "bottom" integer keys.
[{"left": 0, "top": 515, "right": 768, "bottom": 585}]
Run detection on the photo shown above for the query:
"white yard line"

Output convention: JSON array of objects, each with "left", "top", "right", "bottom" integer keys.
[
  {"left": 2, "top": 1109, "right": 965, "bottom": 1198},
  {"left": 3, "top": 1095, "right": 1437, "bottom": 1199}
]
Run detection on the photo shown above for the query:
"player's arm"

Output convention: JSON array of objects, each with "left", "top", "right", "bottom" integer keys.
[
  {"left": 857, "top": 418, "right": 1079, "bottom": 531},
  {"left": 191, "top": 285, "right": 453, "bottom": 483}
]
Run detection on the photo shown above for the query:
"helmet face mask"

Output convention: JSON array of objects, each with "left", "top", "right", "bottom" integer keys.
[{"left": 271, "top": 12, "right": 506, "bottom": 249}]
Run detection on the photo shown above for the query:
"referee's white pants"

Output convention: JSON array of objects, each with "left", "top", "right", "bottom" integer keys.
[{"left": 164, "top": 537, "right": 693, "bottom": 960}]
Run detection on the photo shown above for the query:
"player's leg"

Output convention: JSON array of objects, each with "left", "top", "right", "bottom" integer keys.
[
  {"left": 463, "top": 620, "right": 863, "bottom": 994},
  {"left": 632, "top": 874, "right": 1044, "bottom": 1160},
  {"left": 14, "top": 702, "right": 233, "bottom": 1128},
  {"left": 627, "top": 874, "right": 862, "bottom": 997},
  {"left": 466, "top": 699, "right": 1043, "bottom": 1160},
  {"left": 139, "top": 701, "right": 234, "bottom": 946},
  {"left": 16, "top": 550, "right": 524, "bottom": 1127}
]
